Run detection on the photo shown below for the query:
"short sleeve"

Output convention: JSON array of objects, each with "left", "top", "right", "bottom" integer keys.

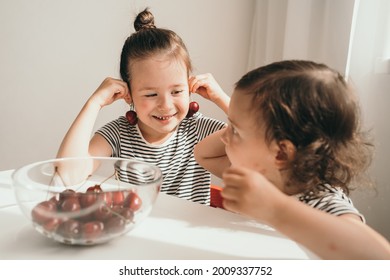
[
  {"left": 192, "top": 113, "right": 226, "bottom": 141},
  {"left": 296, "top": 184, "right": 365, "bottom": 223}
]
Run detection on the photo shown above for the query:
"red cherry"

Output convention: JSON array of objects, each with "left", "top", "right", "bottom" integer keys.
[
  {"left": 48, "top": 195, "right": 60, "bottom": 207},
  {"left": 79, "top": 191, "right": 97, "bottom": 208},
  {"left": 186, "top": 101, "right": 199, "bottom": 117},
  {"left": 189, "top": 101, "right": 199, "bottom": 111},
  {"left": 94, "top": 204, "right": 112, "bottom": 221},
  {"left": 110, "top": 205, "right": 132, "bottom": 222},
  {"left": 57, "top": 219, "right": 82, "bottom": 239},
  {"left": 105, "top": 216, "right": 126, "bottom": 234},
  {"left": 87, "top": 185, "right": 102, "bottom": 193},
  {"left": 126, "top": 111, "right": 137, "bottom": 125},
  {"left": 102, "top": 191, "right": 113, "bottom": 207},
  {"left": 43, "top": 218, "right": 63, "bottom": 232},
  {"left": 60, "top": 197, "right": 81, "bottom": 212},
  {"left": 59, "top": 189, "right": 77, "bottom": 199},
  {"left": 111, "top": 191, "right": 125, "bottom": 206},
  {"left": 80, "top": 185, "right": 109, "bottom": 208},
  {"left": 58, "top": 189, "right": 78, "bottom": 208},
  {"left": 31, "top": 200, "right": 57, "bottom": 225},
  {"left": 82, "top": 221, "right": 104, "bottom": 240},
  {"left": 123, "top": 192, "right": 142, "bottom": 211},
  {"left": 119, "top": 207, "right": 134, "bottom": 222}
]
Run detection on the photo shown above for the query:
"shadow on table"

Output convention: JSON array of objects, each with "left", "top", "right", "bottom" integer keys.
[{"left": 151, "top": 195, "right": 280, "bottom": 237}]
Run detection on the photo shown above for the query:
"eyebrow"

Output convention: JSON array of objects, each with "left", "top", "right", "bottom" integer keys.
[
  {"left": 227, "top": 117, "right": 241, "bottom": 128},
  {"left": 139, "top": 83, "right": 187, "bottom": 92}
]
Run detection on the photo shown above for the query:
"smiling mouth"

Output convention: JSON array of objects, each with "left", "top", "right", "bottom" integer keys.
[{"left": 153, "top": 113, "right": 177, "bottom": 121}]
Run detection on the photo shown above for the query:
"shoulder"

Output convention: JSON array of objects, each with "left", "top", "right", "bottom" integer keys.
[
  {"left": 98, "top": 116, "right": 135, "bottom": 131},
  {"left": 96, "top": 116, "right": 139, "bottom": 143},
  {"left": 296, "top": 184, "right": 365, "bottom": 222},
  {"left": 181, "top": 112, "right": 226, "bottom": 130},
  {"left": 178, "top": 113, "right": 225, "bottom": 141}
]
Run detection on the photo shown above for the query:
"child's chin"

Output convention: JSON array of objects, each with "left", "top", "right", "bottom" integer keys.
[{"left": 155, "top": 121, "right": 179, "bottom": 132}]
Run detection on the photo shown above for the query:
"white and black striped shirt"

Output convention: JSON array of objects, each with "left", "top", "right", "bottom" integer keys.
[
  {"left": 295, "top": 184, "right": 365, "bottom": 222},
  {"left": 96, "top": 113, "right": 226, "bottom": 205}
]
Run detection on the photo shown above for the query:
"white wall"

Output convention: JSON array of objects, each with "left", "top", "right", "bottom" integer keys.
[
  {"left": 347, "top": 0, "right": 390, "bottom": 240},
  {"left": 0, "top": 0, "right": 254, "bottom": 171}
]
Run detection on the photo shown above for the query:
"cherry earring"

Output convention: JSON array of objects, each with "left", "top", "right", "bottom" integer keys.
[
  {"left": 125, "top": 104, "right": 138, "bottom": 125},
  {"left": 186, "top": 101, "right": 199, "bottom": 118}
]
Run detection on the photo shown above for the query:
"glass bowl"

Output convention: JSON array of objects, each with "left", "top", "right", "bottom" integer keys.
[{"left": 12, "top": 157, "right": 162, "bottom": 245}]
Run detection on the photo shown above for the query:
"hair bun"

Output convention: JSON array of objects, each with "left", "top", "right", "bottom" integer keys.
[{"left": 134, "top": 8, "right": 156, "bottom": 31}]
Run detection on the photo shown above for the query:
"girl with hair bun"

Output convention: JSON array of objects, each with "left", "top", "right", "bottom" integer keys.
[
  {"left": 194, "top": 60, "right": 390, "bottom": 259},
  {"left": 57, "top": 8, "right": 230, "bottom": 204}
]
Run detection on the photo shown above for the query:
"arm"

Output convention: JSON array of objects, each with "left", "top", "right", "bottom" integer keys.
[
  {"left": 194, "top": 128, "right": 231, "bottom": 178},
  {"left": 57, "top": 77, "right": 129, "bottom": 158},
  {"left": 222, "top": 166, "right": 390, "bottom": 259},
  {"left": 189, "top": 73, "right": 230, "bottom": 114}
]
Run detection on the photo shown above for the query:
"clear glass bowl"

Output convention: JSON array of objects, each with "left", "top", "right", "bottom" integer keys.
[{"left": 12, "top": 157, "right": 162, "bottom": 245}]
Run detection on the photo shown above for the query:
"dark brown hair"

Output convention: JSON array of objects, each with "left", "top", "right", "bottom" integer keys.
[
  {"left": 236, "top": 60, "right": 373, "bottom": 194},
  {"left": 119, "top": 8, "right": 192, "bottom": 88}
]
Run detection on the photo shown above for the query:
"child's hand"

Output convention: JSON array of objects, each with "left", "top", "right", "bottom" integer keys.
[
  {"left": 189, "top": 73, "right": 230, "bottom": 113},
  {"left": 221, "top": 166, "right": 287, "bottom": 223},
  {"left": 89, "top": 77, "right": 130, "bottom": 108},
  {"left": 189, "top": 73, "right": 227, "bottom": 102}
]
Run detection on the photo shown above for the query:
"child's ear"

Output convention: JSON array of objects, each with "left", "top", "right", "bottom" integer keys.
[
  {"left": 124, "top": 92, "right": 132, "bottom": 104},
  {"left": 275, "top": 140, "right": 296, "bottom": 169}
]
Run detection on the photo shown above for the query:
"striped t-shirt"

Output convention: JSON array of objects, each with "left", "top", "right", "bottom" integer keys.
[
  {"left": 96, "top": 113, "right": 225, "bottom": 205},
  {"left": 295, "top": 184, "right": 365, "bottom": 222}
]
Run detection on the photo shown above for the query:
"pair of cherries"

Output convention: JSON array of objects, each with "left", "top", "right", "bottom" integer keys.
[{"left": 126, "top": 101, "right": 199, "bottom": 125}]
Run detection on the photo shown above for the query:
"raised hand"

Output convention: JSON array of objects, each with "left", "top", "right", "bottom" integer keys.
[
  {"left": 221, "top": 166, "right": 286, "bottom": 222},
  {"left": 89, "top": 77, "right": 130, "bottom": 108},
  {"left": 188, "top": 73, "right": 230, "bottom": 113}
]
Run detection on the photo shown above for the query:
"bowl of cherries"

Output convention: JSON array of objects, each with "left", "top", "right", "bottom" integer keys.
[{"left": 12, "top": 157, "right": 162, "bottom": 245}]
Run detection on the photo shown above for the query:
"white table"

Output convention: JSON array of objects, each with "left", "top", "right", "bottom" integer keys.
[{"left": 0, "top": 170, "right": 316, "bottom": 259}]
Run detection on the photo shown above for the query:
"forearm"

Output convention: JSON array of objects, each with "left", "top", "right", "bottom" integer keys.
[
  {"left": 194, "top": 129, "right": 230, "bottom": 178},
  {"left": 269, "top": 196, "right": 390, "bottom": 259},
  {"left": 57, "top": 98, "right": 101, "bottom": 158},
  {"left": 188, "top": 73, "right": 230, "bottom": 114},
  {"left": 213, "top": 94, "right": 230, "bottom": 114}
]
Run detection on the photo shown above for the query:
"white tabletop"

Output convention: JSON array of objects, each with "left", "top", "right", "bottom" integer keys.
[{"left": 0, "top": 169, "right": 316, "bottom": 259}]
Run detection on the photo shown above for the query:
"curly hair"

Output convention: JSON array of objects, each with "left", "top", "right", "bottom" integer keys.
[{"left": 235, "top": 60, "right": 373, "bottom": 195}]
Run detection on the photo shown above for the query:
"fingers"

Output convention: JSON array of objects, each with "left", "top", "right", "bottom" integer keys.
[
  {"left": 104, "top": 77, "right": 129, "bottom": 97},
  {"left": 221, "top": 166, "right": 246, "bottom": 202},
  {"left": 93, "top": 77, "right": 130, "bottom": 107},
  {"left": 222, "top": 166, "right": 247, "bottom": 186},
  {"left": 188, "top": 73, "right": 213, "bottom": 93},
  {"left": 221, "top": 198, "right": 240, "bottom": 213}
]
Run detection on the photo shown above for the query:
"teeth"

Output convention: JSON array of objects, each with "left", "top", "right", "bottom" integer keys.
[{"left": 156, "top": 116, "right": 171, "bottom": 120}]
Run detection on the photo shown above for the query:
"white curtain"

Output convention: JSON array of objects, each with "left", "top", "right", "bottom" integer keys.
[{"left": 247, "top": 0, "right": 356, "bottom": 75}]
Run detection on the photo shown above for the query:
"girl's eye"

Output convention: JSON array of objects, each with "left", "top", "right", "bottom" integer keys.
[
  {"left": 228, "top": 124, "right": 238, "bottom": 136},
  {"left": 172, "top": 90, "right": 184, "bottom": 95},
  {"left": 145, "top": 93, "right": 157, "bottom": 97}
]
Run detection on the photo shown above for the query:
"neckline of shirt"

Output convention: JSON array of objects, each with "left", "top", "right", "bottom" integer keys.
[{"left": 135, "top": 124, "right": 178, "bottom": 148}]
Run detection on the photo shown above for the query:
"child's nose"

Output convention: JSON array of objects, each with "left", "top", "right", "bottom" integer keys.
[
  {"left": 158, "top": 94, "right": 173, "bottom": 109},
  {"left": 221, "top": 127, "right": 229, "bottom": 145}
]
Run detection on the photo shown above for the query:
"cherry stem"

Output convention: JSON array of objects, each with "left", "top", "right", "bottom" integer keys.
[
  {"left": 99, "top": 171, "right": 116, "bottom": 186},
  {"left": 75, "top": 174, "right": 92, "bottom": 192},
  {"left": 50, "top": 166, "right": 67, "bottom": 187}
]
